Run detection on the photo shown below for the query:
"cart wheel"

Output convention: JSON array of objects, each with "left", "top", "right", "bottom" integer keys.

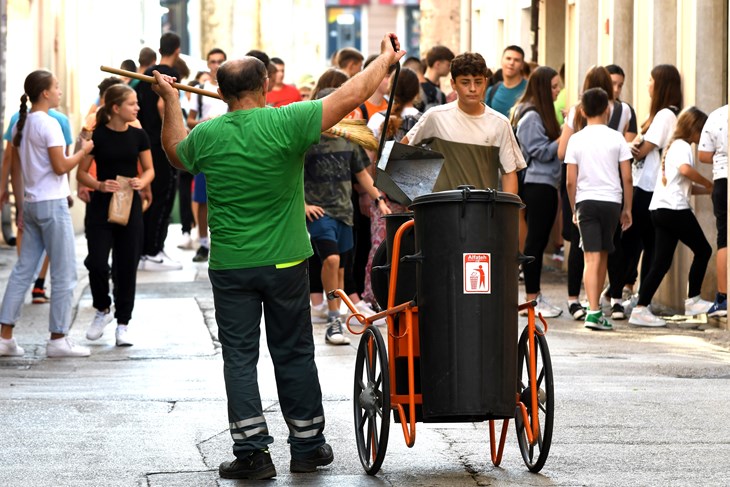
[
  {"left": 515, "top": 326, "right": 554, "bottom": 473},
  {"left": 353, "top": 325, "right": 390, "bottom": 475}
]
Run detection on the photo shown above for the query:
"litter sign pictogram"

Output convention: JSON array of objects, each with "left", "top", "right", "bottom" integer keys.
[{"left": 464, "top": 253, "right": 491, "bottom": 294}]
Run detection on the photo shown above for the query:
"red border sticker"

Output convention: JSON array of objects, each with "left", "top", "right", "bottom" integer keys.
[{"left": 464, "top": 253, "right": 491, "bottom": 294}]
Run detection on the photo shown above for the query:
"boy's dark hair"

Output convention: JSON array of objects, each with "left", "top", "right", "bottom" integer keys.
[
  {"left": 246, "top": 50, "right": 270, "bottom": 67},
  {"left": 98, "top": 76, "right": 124, "bottom": 98},
  {"left": 403, "top": 56, "right": 425, "bottom": 74},
  {"left": 138, "top": 47, "right": 157, "bottom": 67},
  {"left": 336, "top": 47, "right": 364, "bottom": 68},
  {"left": 159, "top": 32, "right": 181, "bottom": 56},
  {"left": 503, "top": 45, "right": 525, "bottom": 60},
  {"left": 605, "top": 64, "right": 625, "bottom": 77},
  {"left": 207, "top": 48, "right": 227, "bottom": 61},
  {"left": 426, "top": 45, "right": 455, "bottom": 68},
  {"left": 581, "top": 87, "right": 609, "bottom": 118},
  {"left": 270, "top": 57, "right": 284, "bottom": 65},
  {"left": 120, "top": 59, "right": 137, "bottom": 73},
  {"left": 450, "top": 52, "right": 488, "bottom": 79}
]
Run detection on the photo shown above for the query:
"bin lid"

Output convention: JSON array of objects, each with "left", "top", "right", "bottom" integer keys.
[
  {"left": 374, "top": 141, "right": 445, "bottom": 206},
  {"left": 410, "top": 185, "right": 523, "bottom": 207}
]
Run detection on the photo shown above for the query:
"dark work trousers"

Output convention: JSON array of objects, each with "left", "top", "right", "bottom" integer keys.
[
  {"left": 84, "top": 191, "right": 143, "bottom": 324},
  {"left": 521, "top": 183, "right": 559, "bottom": 295},
  {"left": 621, "top": 187, "right": 654, "bottom": 288},
  {"left": 178, "top": 170, "right": 194, "bottom": 234},
  {"left": 143, "top": 144, "right": 178, "bottom": 256},
  {"left": 637, "top": 209, "right": 712, "bottom": 306},
  {"left": 209, "top": 261, "right": 327, "bottom": 459}
]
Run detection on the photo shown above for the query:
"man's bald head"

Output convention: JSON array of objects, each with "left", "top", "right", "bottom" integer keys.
[{"left": 217, "top": 57, "right": 268, "bottom": 102}]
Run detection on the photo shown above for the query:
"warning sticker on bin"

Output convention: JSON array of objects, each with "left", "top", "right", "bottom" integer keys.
[{"left": 464, "top": 253, "right": 491, "bottom": 294}]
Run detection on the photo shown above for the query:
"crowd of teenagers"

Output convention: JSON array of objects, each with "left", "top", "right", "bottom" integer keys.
[{"left": 0, "top": 29, "right": 727, "bottom": 479}]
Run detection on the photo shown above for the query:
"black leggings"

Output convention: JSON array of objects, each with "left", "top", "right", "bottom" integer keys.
[
  {"left": 621, "top": 187, "right": 654, "bottom": 288},
  {"left": 142, "top": 144, "right": 178, "bottom": 256},
  {"left": 521, "top": 183, "right": 558, "bottom": 295},
  {"left": 637, "top": 209, "right": 712, "bottom": 306}
]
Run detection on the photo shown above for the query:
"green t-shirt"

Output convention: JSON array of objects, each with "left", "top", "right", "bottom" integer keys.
[{"left": 176, "top": 100, "right": 323, "bottom": 270}]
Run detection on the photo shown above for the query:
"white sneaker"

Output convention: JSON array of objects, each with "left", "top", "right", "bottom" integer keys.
[
  {"left": 628, "top": 306, "right": 666, "bottom": 327},
  {"left": 115, "top": 325, "right": 133, "bottom": 347},
  {"left": 534, "top": 294, "right": 562, "bottom": 318},
  {"left": 86, "top": 309, "right": 113, "bottom": 340},
  {"left": 46, "top": 337, "right": 91, "bottom": 357},
  {"left": 351, "top": 301, "right": 386, "bottom": 326},
  {"left": 622, "top": 293, "right": 639, "bottom": 314},
  {"left": 140, "top": 251, "right": 183, "bottom": 271},
  {"left": 685, "top": 296, "right": 713, "bottom": 316},
  {"left": 0, "top": 337, "right": 25, "bottom": 357},
  {"left": 177, "top": 232, "right": 194, "bottom": 250},
  {"left": 325, "top": 318, "right": 351, "bottom": 345},
  {"left": 311, "top": 302, "right": 329, "bottom": 323}
]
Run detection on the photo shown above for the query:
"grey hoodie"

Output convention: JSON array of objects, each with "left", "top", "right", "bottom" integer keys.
[{"left": 515, "top": 110, "right": 561, "bottom": 189}]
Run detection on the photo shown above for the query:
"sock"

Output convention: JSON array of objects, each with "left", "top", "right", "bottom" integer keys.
[
  {"left": 611, "top": 298, "right": 621, "bottom": 306},
  {"left": 719, "top": 293, "right": 727, "bottom": 301},
  {"left": 688, "top": 295, "right": 700, "bottom": 303},
  {"left": 34, "top": 278, "right": 45, "bottom": 290},
  {"left": 587, "top": 309, "right": 601, "bottom": 316},
  {"left": 569, "top": 299, "right": 581, "bottom": 306},
  {"left": 327, "top": 310, "right": 340, "bottom": 321},
  {"left": 117, "top": 324, "right": 128, "bottom": 331},
  {"left": 199, "top": 237, "right": 210, "bottom": 248}
]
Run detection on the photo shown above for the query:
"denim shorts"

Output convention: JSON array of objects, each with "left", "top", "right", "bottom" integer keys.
[
  {"left": 193, "top": 173, "right": 207, "bottom": 203},
  {"left": 307, "top": 215, "right": 353, "bottom": 256}
]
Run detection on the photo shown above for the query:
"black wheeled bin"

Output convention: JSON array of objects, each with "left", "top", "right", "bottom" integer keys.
[{"left": 410, "top": 186, "right": 522, "bottom": 422}]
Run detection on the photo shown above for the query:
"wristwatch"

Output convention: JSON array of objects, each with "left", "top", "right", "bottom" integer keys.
[{"left": 373, "top": 195, "right": 386, "bottom": 206}]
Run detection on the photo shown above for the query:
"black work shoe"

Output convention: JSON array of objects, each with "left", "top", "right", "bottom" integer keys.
[
  {"left": 219, "top": 449, "right": 277, "bottom": 480},
  {"left": 290, "top": 443, "right": 334, "bottom": 473}
]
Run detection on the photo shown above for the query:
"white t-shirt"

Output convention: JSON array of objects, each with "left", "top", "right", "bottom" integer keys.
[
  {"left": 192, "top": 81, "right": 228, "bottom": 121},
  {"left": 13, "top": 111, "right": 69, "bottom": 202},
  {"left": 698, "top": 104, "right": 728, "bottom": 181},
  {"left": 368, "top": 106, "right": 421, "bottom": 139},
  {"left": 565, "top": 101, "right": 632, "bottom": 135},
  {"left": 634, "top": 107, "right": 677, "bottom": 192},
  {"left": 564, "top": 124, "right": 632, "bottom": 204},
  {"left": 649, "top": 139, "right": 694, "bottom": 211},
  {"left": 406, "top": 101, "right": 526, "bottom": 174}
]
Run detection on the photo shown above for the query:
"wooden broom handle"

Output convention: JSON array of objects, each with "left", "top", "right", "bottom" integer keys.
[{"left": 100, "top": 65, "right": 222, "bottom": 99}]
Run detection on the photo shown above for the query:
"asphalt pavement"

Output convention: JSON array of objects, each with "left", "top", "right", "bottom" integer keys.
[{"left": 1, "top": 226, "right": 730, "bottom": 486}]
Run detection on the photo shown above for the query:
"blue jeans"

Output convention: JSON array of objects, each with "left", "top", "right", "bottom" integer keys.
[{"left": 0, "top": 198, "right": 77, "bottom": 334}]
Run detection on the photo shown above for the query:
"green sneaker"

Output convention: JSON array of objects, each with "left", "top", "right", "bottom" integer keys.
[{"left": 584, "top": 311, "right": 613, "bottom": 331}]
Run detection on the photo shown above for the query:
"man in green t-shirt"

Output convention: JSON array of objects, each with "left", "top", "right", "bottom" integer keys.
[{"left": 152, "top": 33, "right": 405, "bottom": 481}]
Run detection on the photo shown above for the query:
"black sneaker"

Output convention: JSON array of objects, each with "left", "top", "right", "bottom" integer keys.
[
  {"left": 611, "top": 302, "right": 626, "bottom": 320},
  {"left": 568, "top": 301, "right": 586, "bottom": 320},
  {"left": 219, "top": 449, "right": 277, "bottom": 480},
  {"left": 192, "top": 246, "right": 209, "bottom": 263},
  {"left": 290, "top": 443, "right": 334, "bottom": 473}
]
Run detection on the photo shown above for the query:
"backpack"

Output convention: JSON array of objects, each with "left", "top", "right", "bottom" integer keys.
[
  {"left": 486, "top": 81, "right": 502, "bottom": 107},
  {"left": 607, "top": 100, "right": 623, "bottom": 131}
]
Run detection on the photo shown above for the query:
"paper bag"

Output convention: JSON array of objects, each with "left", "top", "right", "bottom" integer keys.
[{"left": 108, "top": 176, "right": 133, "bottom": 225}]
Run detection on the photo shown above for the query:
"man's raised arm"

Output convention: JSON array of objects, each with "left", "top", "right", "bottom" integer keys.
[
  {"left": 320, "top": 33, "right": 406, "bottom": 131},
  {"left": 152, "top": 71, "right": 188, "bottom": 170}
]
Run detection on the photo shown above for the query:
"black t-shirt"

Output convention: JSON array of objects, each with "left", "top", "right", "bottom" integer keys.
[
  {"left": 136, "top": 64, "right": 179, "bottom": 145},
  {"left": 91, "top": 124, "right": 151, "bottom": 181}
]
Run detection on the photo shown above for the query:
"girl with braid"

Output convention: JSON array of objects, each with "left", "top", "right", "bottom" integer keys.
[{"left": 0, "top": 70, "right": 94, "bottom": 358}]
